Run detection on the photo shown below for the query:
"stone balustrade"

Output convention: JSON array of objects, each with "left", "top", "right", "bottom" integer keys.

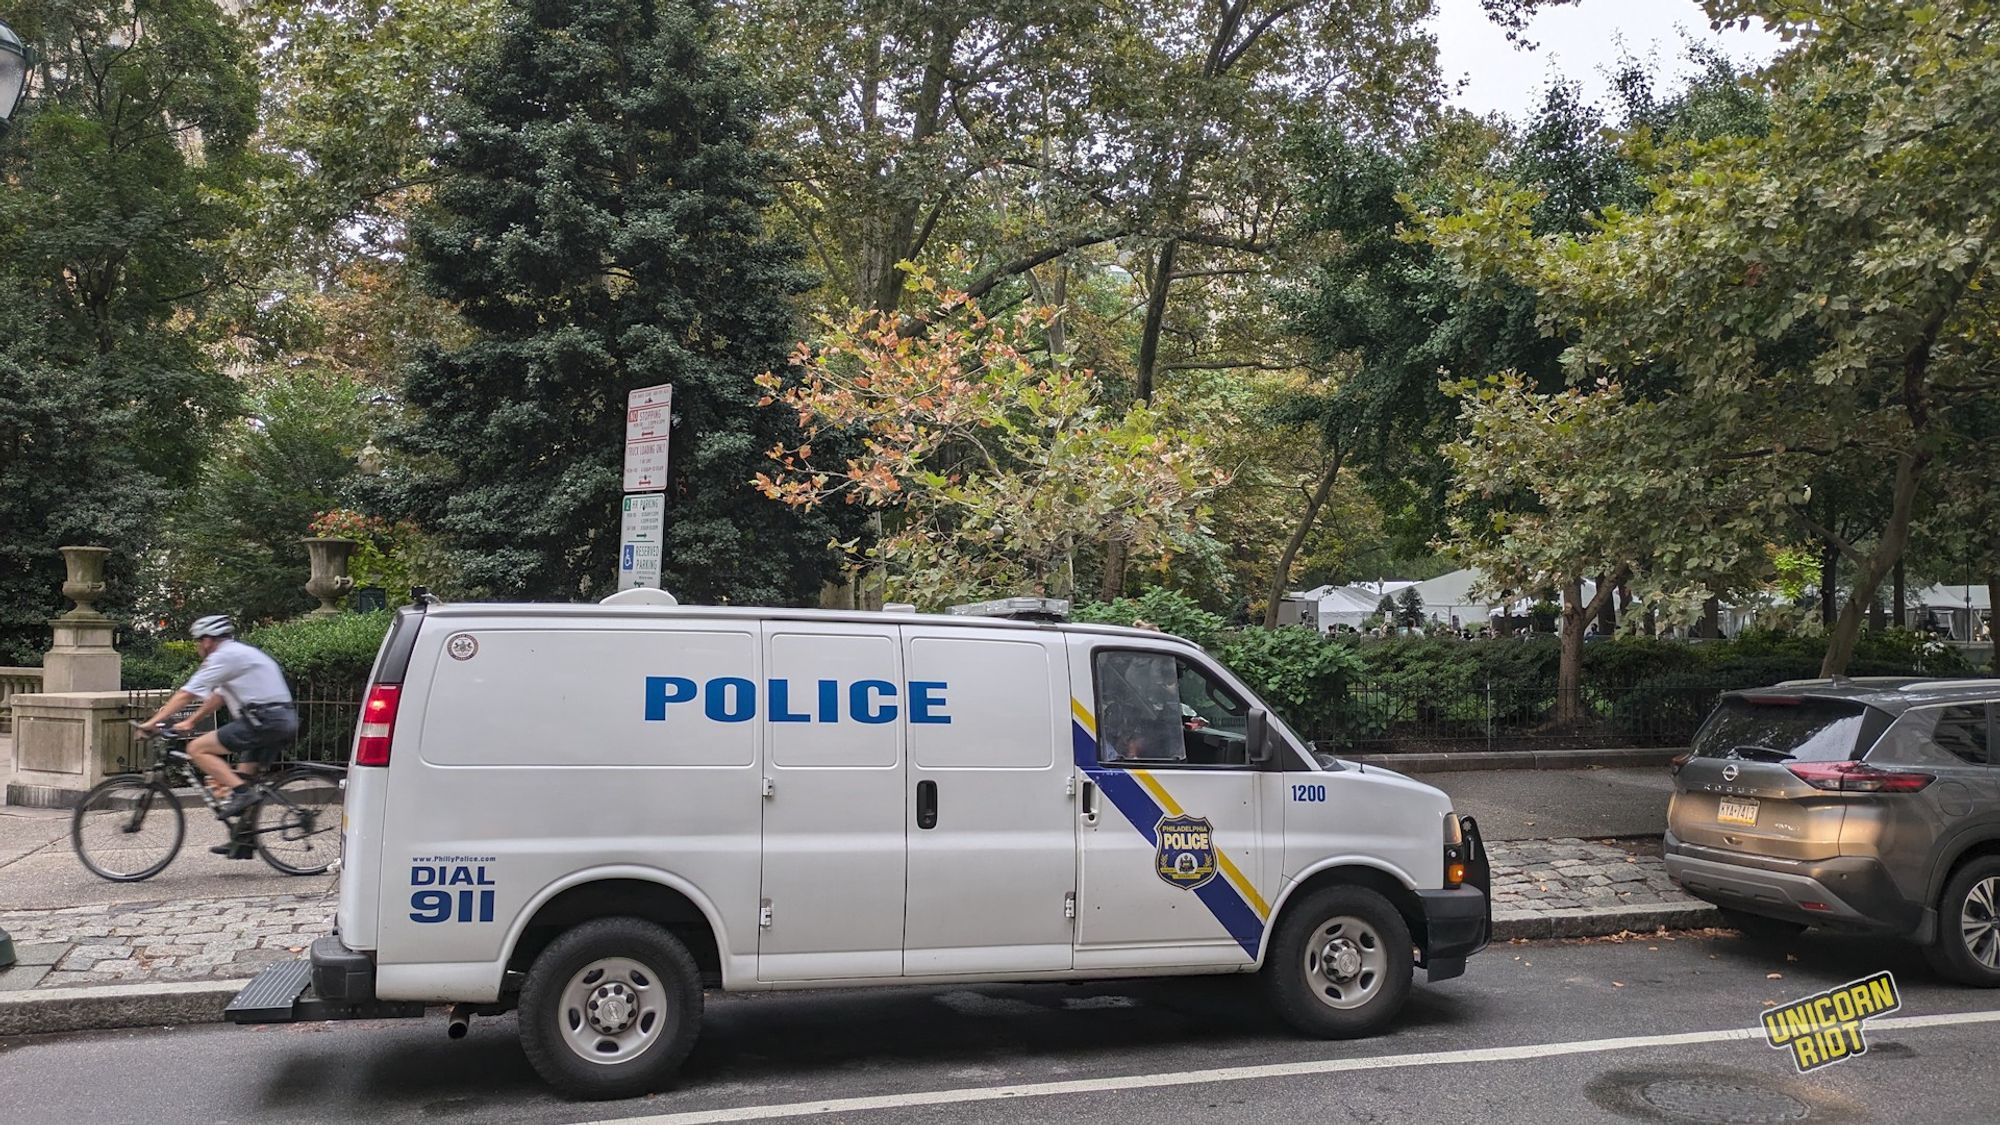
[{"left": 0, "top": 667, "right": 42, "bottom": 732}]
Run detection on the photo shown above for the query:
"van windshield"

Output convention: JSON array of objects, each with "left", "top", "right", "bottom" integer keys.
[{"left": 1691, "top": 697, "right": 1874, "bottom": 763}]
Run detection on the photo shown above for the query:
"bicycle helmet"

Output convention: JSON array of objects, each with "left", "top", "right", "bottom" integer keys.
[{"left": 189, "top": 614, "right": 235, "bottom": 639}]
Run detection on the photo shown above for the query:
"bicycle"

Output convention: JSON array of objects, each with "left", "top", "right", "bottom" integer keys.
[{"left": 69, "top": 720, "right": 346, "bottom": 881}]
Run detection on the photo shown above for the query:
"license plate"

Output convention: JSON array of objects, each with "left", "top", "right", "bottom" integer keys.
[{"left": 1718, "top": 797, "right": 1759, "bottom": 826}]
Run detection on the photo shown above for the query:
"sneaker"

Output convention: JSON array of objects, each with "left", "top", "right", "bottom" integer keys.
[
  {"left": 216, "top": 784, "right": 265, "bottom": 818},
  {"left": 208, "top": 842, "right": 256, "bottom": 860}
]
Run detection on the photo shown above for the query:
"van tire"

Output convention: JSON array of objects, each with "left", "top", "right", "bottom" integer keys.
[
  {"left": 1925, "top": 856, "right": 2000, "bottom": 987},
  {"left": 518, "top": 917, "right": 704, "bottom": 1099},
  {"left": 1263, "top": 885, "right": 1413, "bottom": 1039}
]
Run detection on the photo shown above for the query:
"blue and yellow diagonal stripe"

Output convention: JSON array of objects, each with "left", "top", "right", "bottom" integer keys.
[{"left": 1071, "top": 699, "right": 1269, "bottom": 958}]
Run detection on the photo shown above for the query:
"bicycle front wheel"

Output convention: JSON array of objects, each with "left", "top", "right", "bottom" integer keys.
[
  {"left": 253, "top": 769, "right": 343, "bottom": 876},
  {"left": 72, "top": 776, "right": 185, "bottom": 881}
]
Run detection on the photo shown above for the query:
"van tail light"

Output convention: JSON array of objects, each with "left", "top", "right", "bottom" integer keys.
[
  {"left": 355, "top": 684, "right": 402, "bottom": 767},
  {"left": 1787, "top": 760, "right": 1933, "bottom": 793}
]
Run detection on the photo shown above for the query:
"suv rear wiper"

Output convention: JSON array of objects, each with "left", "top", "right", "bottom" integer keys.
[{"left": 1726, "top": 744, "right": 1797, "bottom": 763}]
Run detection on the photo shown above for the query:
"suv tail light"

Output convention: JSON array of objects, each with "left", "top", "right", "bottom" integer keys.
[
  {"left": 355, "top": 684, "right": 402, "bottom": 767},
  {"left": 1787, "top": 760, "right": 1933, "bottom": 793},
  {"left": 1667, "top": 751, "right": 1692, "bottom": 776}
]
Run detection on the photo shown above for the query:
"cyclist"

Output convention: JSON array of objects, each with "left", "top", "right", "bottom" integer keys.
[{"left": 138, "top": 615, "right": 297, "bottom": 834}]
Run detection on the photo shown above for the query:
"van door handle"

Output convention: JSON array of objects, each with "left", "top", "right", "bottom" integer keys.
[
  {"left": 916, "top": 780, "right": 938, "bottom": 830},
  {"left": 1081, "top": 779, "right": 1098, "bottom": 824}
]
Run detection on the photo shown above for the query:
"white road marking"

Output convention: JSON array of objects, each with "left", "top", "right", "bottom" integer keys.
[{"left": 580, "top": 1008, "right": 2000, "bottom": 1125}]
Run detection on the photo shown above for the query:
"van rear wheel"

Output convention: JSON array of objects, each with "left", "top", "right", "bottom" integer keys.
[
  {"left": 1263, "top": 885, "right": 1413, "bottom": 1039},
  {"left": 518, "top": 917, "right": 703, "bottom": 1099}
]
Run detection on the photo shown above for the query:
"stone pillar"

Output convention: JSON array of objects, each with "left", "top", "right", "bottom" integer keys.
[
  {"left": 42, "top": 546, "right": 120, "bottom": 693},
  {"left": 303, "top": 537, "right": 357, "bottom": 616},
  {"left": 6, "top": 692, "right": 137, "bottom": 807}
]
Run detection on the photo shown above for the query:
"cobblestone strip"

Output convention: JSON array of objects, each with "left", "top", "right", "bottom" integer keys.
[
  {"left": 1488, "top": 837, "right": 1697, "bottom": 916},
  {"left": 0, "top": 893, "right": 335, "bottom": 989}
]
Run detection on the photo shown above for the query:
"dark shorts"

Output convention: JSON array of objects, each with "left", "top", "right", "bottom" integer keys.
[{"left": 216, "top": 705, "right": 299, "bottom": 767}]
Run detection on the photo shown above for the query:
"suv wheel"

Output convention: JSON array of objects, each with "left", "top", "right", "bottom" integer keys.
[
  {"left": 1927, "top": 856, "right": 2000, "bottom": 987},
  {"left": 518, "top": 917, "right": 704, "bottom": 1098},
  {"left": 1263, "top": 885, "right": 1413, "bottom": 1038}
]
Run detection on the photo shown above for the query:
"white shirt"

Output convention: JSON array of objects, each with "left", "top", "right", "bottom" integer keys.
[{"left": 181, "top": 639, "right": 294, "bottom": 713}]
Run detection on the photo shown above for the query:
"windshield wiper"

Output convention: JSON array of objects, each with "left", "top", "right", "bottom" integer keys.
[{"left": 1725, "top": 744, "right": 1797, "bottom": 763}]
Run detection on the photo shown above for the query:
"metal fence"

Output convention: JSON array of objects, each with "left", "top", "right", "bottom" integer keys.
[
  {"left": 1300, "top": 677, "right": 1730, "bottom": 755},
  {"left": 122, "top": 682, "right": 361, "bottom": 769}
]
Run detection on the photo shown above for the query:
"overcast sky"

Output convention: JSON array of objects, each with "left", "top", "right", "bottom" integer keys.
[{"left": 1430, "top": 0, "right": 1787, "bottom": 122}]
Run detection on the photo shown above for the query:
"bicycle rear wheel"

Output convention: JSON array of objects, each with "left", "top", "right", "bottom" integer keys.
[
  {"left": 72, "top": 776, "right": 185, "bottom": 881},
  {"left": 253, "top": 769, "right": 343, "bottom": 876}
]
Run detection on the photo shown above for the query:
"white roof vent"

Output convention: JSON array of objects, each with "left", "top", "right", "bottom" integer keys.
[
  {"left": 884, "top": 602, "right": 919, "bottom": 613},
  {"left": 600, "top": 588, "right": 680, "bottom": 606}
]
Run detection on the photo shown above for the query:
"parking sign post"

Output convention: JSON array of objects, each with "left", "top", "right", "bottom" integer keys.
[{"left": 618, "top": 384, "right": 672, "bottom": 590}]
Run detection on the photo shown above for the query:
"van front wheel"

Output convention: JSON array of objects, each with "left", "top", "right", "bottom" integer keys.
[
  {"left": 518, "top": 917, "right": 704, "bottom": 1099},
  {"left": 1263, "top": 885, "right": 1413, "bottom": 1039}
]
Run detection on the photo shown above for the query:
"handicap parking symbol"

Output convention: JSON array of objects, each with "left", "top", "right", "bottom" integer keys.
[{"left": 622, "top": 545, "right": 635, "bottom": 570}]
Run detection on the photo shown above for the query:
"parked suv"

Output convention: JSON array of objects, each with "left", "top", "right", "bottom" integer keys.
[{"left": 1665, "top": 677, "right": 2000, "bottom": 984}]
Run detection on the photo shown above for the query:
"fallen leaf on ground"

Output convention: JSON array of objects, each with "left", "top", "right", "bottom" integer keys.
[
  {"left": 1767, "top": 972, "right": 1783, "bottom": 980},
  {"left": 1612, "top": 981, "right": 1625, "bottom": 988}
]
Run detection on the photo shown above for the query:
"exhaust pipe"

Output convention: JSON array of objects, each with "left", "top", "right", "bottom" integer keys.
[{"left": 446, "top": 1003, "right": 473, "bottom": 1039}]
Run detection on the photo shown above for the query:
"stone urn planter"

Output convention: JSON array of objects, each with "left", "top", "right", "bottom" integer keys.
[
  {"left": 303, "top": 537, "right": 358, "bottom": 616},
  {"left": 58, "top": 545, "right": 113, "bottom": 620}
]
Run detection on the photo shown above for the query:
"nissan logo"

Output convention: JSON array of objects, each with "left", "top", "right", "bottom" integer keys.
[{"left": 1722, "top": 764, "right": 1740, "bottom": 782}]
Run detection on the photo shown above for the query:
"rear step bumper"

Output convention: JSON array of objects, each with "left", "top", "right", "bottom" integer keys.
[{"left": 224, "top": 940, "right": 426, "bottom": 1024}]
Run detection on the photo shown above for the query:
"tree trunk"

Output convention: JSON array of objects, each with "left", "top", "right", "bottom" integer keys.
[
  {"left": 1555, "top": 571, "right": 1625, "bottom": 727},
  {"left": 1700, "top": 596, "right": 1720, "bottom": 639},
  {"left": 1893, "top": 559, "right": 1907, "bottom": 631},
  {"left": 1822, "top": 452, "right": 1927, "bottom": 676},
  {"left": 1133, "top": 240, "right": 1179, "bottom": 404},
  {"left": 1820, "top": 542, "right": 1839, "bottom": 627},
  {"left": 1098, "top": 541, "right": 1127, "bottom": 602},
  {"left": 1261, "top": 450, "right": 1342, "bottom": 628},
  {"left": 1557, "top": 580, "right": 1585, "bottom": 727}
]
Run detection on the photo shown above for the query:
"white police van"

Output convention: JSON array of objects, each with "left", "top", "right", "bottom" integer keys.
[{"left": 226, "top": 591, "right": 1490, "bottom": 1099}]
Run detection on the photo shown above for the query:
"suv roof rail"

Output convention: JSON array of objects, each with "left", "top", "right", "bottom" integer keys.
[{"left": 1899, "top": 678, "right": 1999, "bottom": 692}]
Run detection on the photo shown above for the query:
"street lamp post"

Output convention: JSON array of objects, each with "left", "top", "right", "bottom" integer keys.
[
  {"left": 0, "top": 19, "right": 33, "bottom": 130},
  {"left": 0, "top": 20, "right": 26, "bottom": 969}
]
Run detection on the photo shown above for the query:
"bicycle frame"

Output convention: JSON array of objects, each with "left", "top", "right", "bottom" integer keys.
[{"left": 119, "top": 728, "right": 335, "bottom": 847}]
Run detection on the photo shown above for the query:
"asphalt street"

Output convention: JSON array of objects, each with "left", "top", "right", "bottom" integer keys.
[{"left": 2, "top": 928, "right": 1988, "bottom": 1125}]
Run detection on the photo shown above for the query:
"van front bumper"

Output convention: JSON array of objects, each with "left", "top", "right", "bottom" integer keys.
[{"left": 1415, "top": 885, "right": 1490, "bottom": 982}]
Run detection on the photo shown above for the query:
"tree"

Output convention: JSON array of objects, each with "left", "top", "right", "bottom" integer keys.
[
  {"left": 754, "top": 281, "right": 1226, "bottom": 606},
  {"left": 1395, "top": 585, "right": 1424, "bottom": 628},
  {"left": 388, "top": 0, "right": 846, "bottom": 605},
  {"left": 0, "top": 0, "right": 258, "bottom": 660},
  {"left": 1432, "top": 0, "right": 2000, "bottom": 676}
]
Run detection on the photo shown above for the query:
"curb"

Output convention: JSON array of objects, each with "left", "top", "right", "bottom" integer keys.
[
  {"left": 0, "top": 978, "right": 249, "bottom": 1036},
  {"left": 1353, "top": 747, "right": 1684, "bottom": 773},
  {"left": 1492, "top": 901, "right": 1722, "bottom": 941}
]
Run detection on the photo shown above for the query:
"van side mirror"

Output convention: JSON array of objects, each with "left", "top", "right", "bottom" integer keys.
[{"left": 1246, "top": 708, "right": 1272, "bottom": 764}]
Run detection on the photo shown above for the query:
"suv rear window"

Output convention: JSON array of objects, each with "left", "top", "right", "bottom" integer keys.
[{"left": 1692, "top": 697, "right": 1876, "bottom": 763}]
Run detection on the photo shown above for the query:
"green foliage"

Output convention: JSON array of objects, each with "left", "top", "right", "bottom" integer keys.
[
  {"left": 145, "top": 374, "right": 373, "bottom": 629},
  {"left": 1213, "top": 626, "right": 1365, "bottom": 736},
  {"left": 121, "top": 640, "right": 203, "bottom": 691},
  {"left": 0, "top": 0, "right": 260, "bottom": 662},
  {"left": 1395, "top": 586, "right": 1424, "bottom": 627},
  {"left": 239, "top": 611, "right": 394, "bottom": 695},
  {"left": 1071, "top": 589, "right": 1227, "bottom": 649},
  {"left": 389, "top": 0, "right": 849, "bottom": 605}
]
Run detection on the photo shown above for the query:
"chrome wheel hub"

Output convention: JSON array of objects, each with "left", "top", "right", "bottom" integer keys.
[
  {"left": 559, "top": 957, "right": 664, "bottom": 1064},
  {"left": 1302, "top": 915, "right": 1387, "bottom": 1011}
]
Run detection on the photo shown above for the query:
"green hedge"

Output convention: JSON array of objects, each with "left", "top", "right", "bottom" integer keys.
[{"left": 122, "top": 611, "right": 393, "bottom": 696}]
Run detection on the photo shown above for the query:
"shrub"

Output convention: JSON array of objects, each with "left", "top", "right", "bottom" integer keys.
[
  {"left": 1072, "top": 588, "right": 1226, "bottom": 649},
  {"left": 1215, "top": 626, "right": 1364, "bottom": 738},
  {"left": 121, "top": 639, "right": 202, "bottom": 690},
  {"left": 245, "top": 611, "right": 394, "bottom": 696}
]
